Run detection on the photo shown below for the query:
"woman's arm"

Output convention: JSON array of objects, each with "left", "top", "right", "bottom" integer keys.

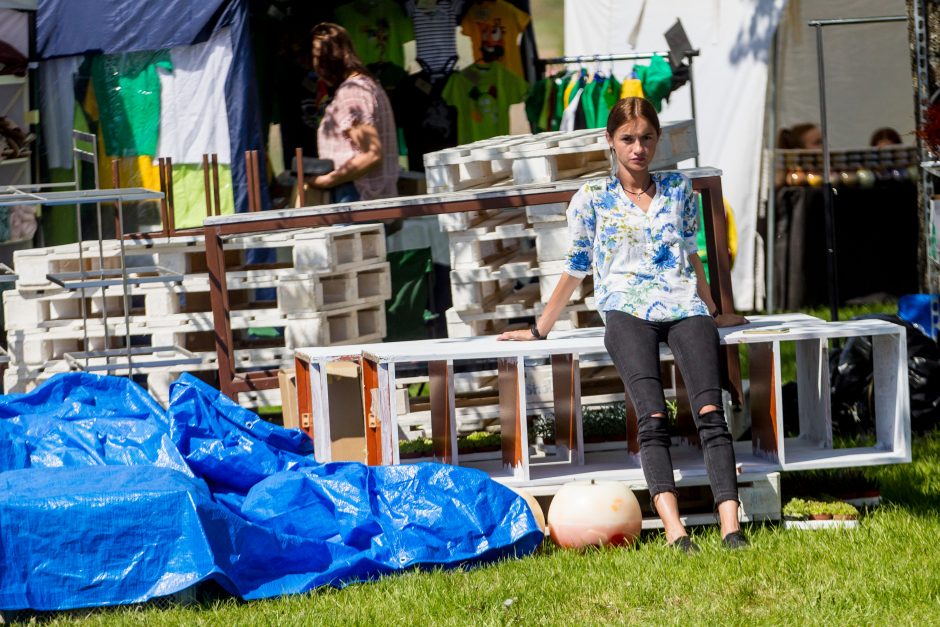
[
  {"left": 311, "top": 122, "right": 383, "bottom": 188},
  {"left": 691, "top": 254, "right": 747, "bottom": 327},
  {"left": 498, "top": 272, "right": 585, "bottom": 341}
]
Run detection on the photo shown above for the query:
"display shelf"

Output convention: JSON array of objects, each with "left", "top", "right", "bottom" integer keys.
[
  {"left": 64, "top": 345, "right": 202, "bottom": 374},
  {"left": 46, "top": 266, "right": 184, "bottom": 290},
  {"left": 921, "top": 160, "right": 940, "bottom": 177}
]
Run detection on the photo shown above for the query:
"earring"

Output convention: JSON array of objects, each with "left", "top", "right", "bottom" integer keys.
[{"left": 609, "top": 148, "right": 617, "bottom": 176}]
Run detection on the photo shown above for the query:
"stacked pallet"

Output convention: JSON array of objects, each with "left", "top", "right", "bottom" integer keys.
[
  {"left": 430, "top": 120, "right": 697, "bottom": 339},
  {"left": 3, "top": 224, "right": 390, "bottom": 406}
]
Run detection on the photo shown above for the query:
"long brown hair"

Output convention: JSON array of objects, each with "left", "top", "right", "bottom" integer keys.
[
  {"left": 606, "top": 97, "right": 661, "bottom": 137},
  {"left": 310, "top": 22, "right": 370, "bottom": 88},
  {"left": 777, "top": 123, "right": 818, "bottom": 149}
]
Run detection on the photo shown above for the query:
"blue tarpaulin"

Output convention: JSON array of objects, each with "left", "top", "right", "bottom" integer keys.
[{"left": 0, "top": 373, "right": 542, "bottom": 611}]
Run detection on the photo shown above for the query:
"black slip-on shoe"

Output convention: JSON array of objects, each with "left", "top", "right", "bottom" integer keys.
[
  {"left": 669, "top": 535, "right": 700, "bottom": 554},
  {"left": 722, "top": 531, "right": 750, "bottom": 550}
]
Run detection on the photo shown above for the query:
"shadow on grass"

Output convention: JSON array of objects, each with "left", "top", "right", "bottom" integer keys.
[{"left": 783, "top": 430, "right": 940, "bottom": 517}]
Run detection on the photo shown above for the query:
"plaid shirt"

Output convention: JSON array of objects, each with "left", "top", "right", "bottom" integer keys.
[{"left": 317, "top": 74, "right": 399, "bottom": 200}]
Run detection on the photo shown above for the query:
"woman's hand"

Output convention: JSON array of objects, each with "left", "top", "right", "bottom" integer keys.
[
  {"left": 497, "top": 328, "right": 539, "bottom": 341},
  {"left": 309, "top": 174, "right": 333, "bottom": 189},
  {"left": 714, "top": 313, "right": 749, "bottom": 328}
]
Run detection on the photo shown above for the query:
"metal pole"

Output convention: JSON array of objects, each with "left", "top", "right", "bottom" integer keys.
[
  {"left": 807, "top": 16, "right": 906, "bottom": 27},
  {"left": 814, "top": 23, "right": 840, "bottom": 322},
  {"left": 765, "top": 29, "right": 779, "bottom": 313},
  {"left": 688, "top": 63, "right": 699, "bottom": 168},
  {"left": 804, "top": 13, "right": 906, "bottom": 321}
]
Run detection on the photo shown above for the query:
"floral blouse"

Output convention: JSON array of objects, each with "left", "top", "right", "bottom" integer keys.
[{"left": 563, "top": 172, "right": 709, "bottom": 322}]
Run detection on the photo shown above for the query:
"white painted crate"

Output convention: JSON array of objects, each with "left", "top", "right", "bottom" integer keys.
[
  {"left": 11, "top": 224, "right": 386, "bottom": 291},
  {"left": 423, "top": 121, "right": 697, "bottom": 193}
]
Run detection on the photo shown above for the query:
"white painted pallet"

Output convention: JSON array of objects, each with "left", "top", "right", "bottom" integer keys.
[
  {"left": 2, "top": 261, "right": 391, "bottom": 331},
  {"left": 449, "top": 259, "right": 589, "bottom": 311},
  {"left": 12, "top": 223, "right": 387, "bottom": 291},
  {"left": 424, "top": 121, "right": 697, "bottom": 193},
  {"left": 6, "top": 298, "right": 388, "bottom": 366}
]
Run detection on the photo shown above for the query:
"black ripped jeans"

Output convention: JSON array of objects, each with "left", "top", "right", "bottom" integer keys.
[{"left": 604, "top": 311, "right": 739, "bottom": 507}]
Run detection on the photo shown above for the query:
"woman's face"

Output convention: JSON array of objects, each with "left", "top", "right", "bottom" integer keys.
[
  {"left": 607, "top": 117, "right": 660, "bottom": 176},
  {"left": 800, "top": 126, "right": 823, "bottom": 149},
  {"left": 311, "top": 39, "right": 324, "bottom": 74}
]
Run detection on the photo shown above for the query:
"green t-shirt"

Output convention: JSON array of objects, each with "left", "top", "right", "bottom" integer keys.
[
  {"left": 442, "top": 62, "right": 528, "bottom": 144},
  {"left": 334, "top": 0, "right": 414, "bottom": 68},
  {"left": 91, "top": 50, "right": 172, "bottom": 157},
  {"left": 594, "top": 74, "right": 621, "bottom": 128}
]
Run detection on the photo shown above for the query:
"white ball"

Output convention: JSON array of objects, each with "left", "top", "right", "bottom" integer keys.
[{"left": 547, "top": 480, "right": 642, "bottom": 548}]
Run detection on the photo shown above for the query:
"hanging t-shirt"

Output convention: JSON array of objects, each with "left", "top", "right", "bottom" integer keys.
[
  {"left": 442, "top": 62, "right": 528, "bottom": 144},
  {"left": 399, "top": 61, "right": 458, "bottom": 171},
  {"left": 620, "top": 76, "right": 644, "bottom": 99},
  {"left": 524, "top": 77, "right": 547, "bottom": 133},
  {"left": 334, "top": 0, "right": 414, "bottom": 68},
  {"left": 411, "top": 0, "right": 459, "bottom": 77},
  {"left": 40, "top": 56, "right": 82, "bottom": 169},
  {"left": 633, "top": 54, "right": 673, "bottom": 112},
  {"left": 460, "top": 0, "right": 531, "bottom": 78},
  {"left": 550, "top": 72, "right": 567, "bottom": 131},
  {"left": 91, "top": 50, "right": 172, "bottom": 157},
  {"left": 580, "top": 79, "right": 598, "bottom": 129},
  {"left": 594, "top": 74, "right": 621, "bottom": 128},
  {"left": 156, "top": 28, "right": 233, "bottom": 164}
]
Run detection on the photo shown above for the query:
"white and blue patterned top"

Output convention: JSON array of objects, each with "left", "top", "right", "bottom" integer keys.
[{"left": 563, "top": 171, "right": 709, "bottom": 322}]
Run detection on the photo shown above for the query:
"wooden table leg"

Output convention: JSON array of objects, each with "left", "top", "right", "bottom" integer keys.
[
  {"left": 429, "top": 359, "right": 457, "bottom": 463},
  {"left": 748, "top": 342, "right": 780, "bottom": 462},
  {"left": 362, "top": 357, "right": 384, "bottom": 465},
  {"left": 551, "top": 353, "right": 583, "bottom": 465},
  {"left": 673, "top": 369, "right": 701, "bottom": 448},
  {"left": 498, "top": 356, "right": 529, "bottom": 480}
]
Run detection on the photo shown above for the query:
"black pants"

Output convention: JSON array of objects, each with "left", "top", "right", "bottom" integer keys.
[{"left": 604, "top": 312, "right": 739, "bottom": 506}]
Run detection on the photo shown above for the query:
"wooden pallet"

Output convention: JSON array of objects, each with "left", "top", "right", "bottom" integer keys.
[
  {"left": 2, "top": 261, "right": 391, "bottom": 331},
  {"left": 6, "top": 298, "right": 388, "bottom": 366},
  {"left": 12, "top": 223, "right": 387, "bottom": 291},
  {"left": 424, "top": 121, "right": 697, "bottom": 193}
]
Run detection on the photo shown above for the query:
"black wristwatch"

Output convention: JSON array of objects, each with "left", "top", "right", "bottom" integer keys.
[{"left": 530, "top": 324, "right": 546, "bottom": 340}]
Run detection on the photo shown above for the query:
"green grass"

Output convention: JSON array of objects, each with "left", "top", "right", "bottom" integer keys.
[{"left": 18, "top": 432, "right": 940, "bottom": 625}]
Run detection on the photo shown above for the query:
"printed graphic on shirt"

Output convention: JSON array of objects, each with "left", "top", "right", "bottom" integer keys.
[
  {"left": 460, "top": 0, "right": 531, "bottom": 77},
  {"left": 442, "top": 62, "right": 527, "bottom": 144}
]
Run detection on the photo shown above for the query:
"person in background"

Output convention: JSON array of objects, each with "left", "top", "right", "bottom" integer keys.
[
  {"left": 870, "top": 127, "right": 903, "bottom": 147},
  {"left": 498, "top": 97, "right": 750, "bottom": 553},
  {"left": 308, "top": 23, "right": 399, "bottom": 203},
  {"left": 777, "top": 123, "right": 822, "bottom": 149}
]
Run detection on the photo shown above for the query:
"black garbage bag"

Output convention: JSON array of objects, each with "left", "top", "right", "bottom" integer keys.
[{"left": 830, "top": 314, "right": 940, "bottom": 435}]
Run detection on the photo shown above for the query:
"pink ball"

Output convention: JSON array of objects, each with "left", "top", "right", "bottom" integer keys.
[{"left": 547, "top": 480, "right": 642, "bottom": 548}]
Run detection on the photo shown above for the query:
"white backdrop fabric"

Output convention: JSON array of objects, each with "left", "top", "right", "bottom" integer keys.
[
  {"left": 155, "top": 28, "right": 233, "bottom": 164},
  {"left": 565, "top": 0, "right": 786, "bottom": 311}
]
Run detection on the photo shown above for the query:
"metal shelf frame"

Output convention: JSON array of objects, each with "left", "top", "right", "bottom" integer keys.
[{"left": 0, "top": 130, "right": 201, "bottom": 376}]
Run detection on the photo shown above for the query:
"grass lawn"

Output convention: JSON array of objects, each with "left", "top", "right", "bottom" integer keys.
[{"left": 22, "top": 431, "right": 940, "bottom": 626}]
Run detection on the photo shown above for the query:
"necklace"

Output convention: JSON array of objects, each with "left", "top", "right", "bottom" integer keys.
[{"left": 623, "top": 177, "right": 654, "bottom": 202}]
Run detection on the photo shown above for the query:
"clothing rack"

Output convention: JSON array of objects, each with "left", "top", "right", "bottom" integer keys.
[
  {"left": 539, "top": 50, "right": 699, "bottom": 65},
  {"left": 537, "top": 49, "right": 701, "bottom": 167}
]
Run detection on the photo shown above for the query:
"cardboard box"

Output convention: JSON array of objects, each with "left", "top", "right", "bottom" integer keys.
[{"left": 280, "top": 362, "right": 366, "bottom": 463}]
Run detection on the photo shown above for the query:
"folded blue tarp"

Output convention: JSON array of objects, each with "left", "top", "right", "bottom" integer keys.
[{"left": 0, "top": 373, "right": 542, "bottom": 610}]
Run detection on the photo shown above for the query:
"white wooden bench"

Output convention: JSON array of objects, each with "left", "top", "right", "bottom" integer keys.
[{"left": 294, "top": 314, "right": 910, "bottom": 490}]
